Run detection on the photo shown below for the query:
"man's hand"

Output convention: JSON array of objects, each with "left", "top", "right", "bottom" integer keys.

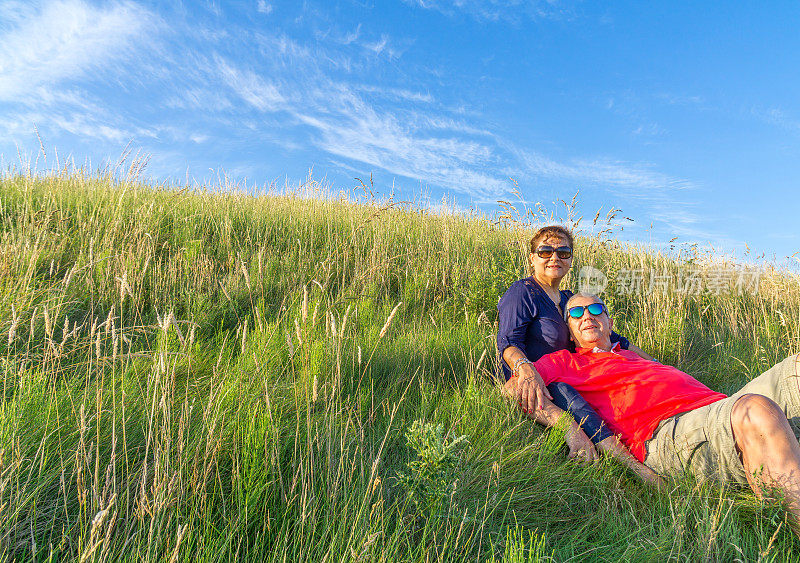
[
  {"left": 515, "top": 362, "right": 553, "bottom": 414},
  {"left": 596, "top": 436, "right": 665, "bottom": 489},
  {"left": 564, "top": 423, "right": 599, "bottom": 463}
]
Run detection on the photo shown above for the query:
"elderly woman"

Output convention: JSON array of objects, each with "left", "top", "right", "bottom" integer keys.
[{"left": 498, "top": 225, "right": 659, "bottom": 480}]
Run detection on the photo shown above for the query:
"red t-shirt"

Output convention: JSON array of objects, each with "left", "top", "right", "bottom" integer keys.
[{"left": 534, "top": 346, "right": 726, "bottom": 461}]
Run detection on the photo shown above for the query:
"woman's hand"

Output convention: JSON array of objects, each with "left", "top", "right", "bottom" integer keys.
[{"left": 515, "top": 362, "right": 553, "bottom": 414}]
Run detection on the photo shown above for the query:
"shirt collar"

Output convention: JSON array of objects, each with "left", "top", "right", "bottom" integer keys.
[{"left": 576, "top": 341, "right": 622, "bottom": 355}]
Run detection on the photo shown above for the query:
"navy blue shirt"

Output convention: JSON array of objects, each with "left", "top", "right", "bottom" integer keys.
[{"left": 497, "top": 277, "right": 630, "bottom": 381}]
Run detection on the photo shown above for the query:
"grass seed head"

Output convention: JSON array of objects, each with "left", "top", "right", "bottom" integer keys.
[
  {"left": 302, "top": 285, "right": 309, "bottom": 323},
  {"left": 340, "top": 304, "right": 351, "bottom": 341},
  {"left": 8, "top": 304, "right": 19, "bottom": 345},
  {"left": 379, "top": 302, "right": 402, "bottom": 339},
  {"left": 240, "top": 257, "right": 252, "bottom": 290},
  {"left": 43, "top": 306, "right": 52, "bottom": 339},
  {"left": 285, "top": 329, "right": 295, "bottom": 356}
]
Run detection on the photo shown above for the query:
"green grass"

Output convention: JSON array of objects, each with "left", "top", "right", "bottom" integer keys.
[{"left": 0, "top": 169, "right": 799, "bottom": 561}]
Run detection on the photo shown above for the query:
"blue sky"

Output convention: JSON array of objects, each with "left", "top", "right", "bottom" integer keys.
[{"left": 1, "top": 1, "right": 799, "bottom": 262}]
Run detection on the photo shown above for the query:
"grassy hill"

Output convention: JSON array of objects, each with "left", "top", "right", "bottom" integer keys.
[{"left": 1, "top": 171, "right": 799, "bottom": 561}]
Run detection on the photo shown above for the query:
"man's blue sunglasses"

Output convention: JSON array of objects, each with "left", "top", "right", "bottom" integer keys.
[{"left": 565, "top": 302, "right": 607, "bottom": 321}]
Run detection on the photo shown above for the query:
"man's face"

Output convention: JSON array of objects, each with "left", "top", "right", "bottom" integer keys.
[{"left": 566, "top": 296, "right": 613, "bottom": 349}]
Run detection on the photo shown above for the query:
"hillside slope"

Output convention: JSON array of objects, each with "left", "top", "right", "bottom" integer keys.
[{"left": 1, "top": 172, "right": 798, "bottom": 560}]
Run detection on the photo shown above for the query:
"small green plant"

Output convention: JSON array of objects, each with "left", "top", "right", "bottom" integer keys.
[
  {"left": 492, "top": 525, "right": 551, "bottom": 563},
  {"left": 396, "top": 420, "right": 469, "bottom": 513}
]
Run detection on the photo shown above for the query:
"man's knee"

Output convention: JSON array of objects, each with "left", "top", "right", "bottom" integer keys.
[{"left": 731, "top": 393, "right": 786, "bottom": 437}]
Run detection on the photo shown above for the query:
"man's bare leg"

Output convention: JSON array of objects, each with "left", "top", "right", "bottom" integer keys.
[{"left": 731, "top": 393, "right": 800, "bottom": 536}]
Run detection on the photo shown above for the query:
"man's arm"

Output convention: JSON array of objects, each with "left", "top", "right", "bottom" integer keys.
[
  {"left": 525, "top": 395, "right": 599, "bottom": 463},
  {"left": 596, "top": 436, "right": 664, "bottom": 489},
  {"left": 525, "top": 389, "right": 662, "bottom": 480}
]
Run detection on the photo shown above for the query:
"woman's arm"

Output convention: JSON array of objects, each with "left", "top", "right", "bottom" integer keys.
[{"left": 502, "top": 345, "right": 553, "bottom": 412}]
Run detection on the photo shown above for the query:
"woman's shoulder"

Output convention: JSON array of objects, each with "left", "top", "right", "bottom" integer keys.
[
  {"left": 504, "top": 276, "right": 537, "bottom": 291},
  {"left": 499, "top": 277, "right": 540, "bottom": 306}
]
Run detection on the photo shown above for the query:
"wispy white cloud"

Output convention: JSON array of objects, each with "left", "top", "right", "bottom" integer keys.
[
  {"left": 196, "top": 37, "right": 702, "bottom": 207},
  {"left": 363, "top": 34, "right": 393, "bottom": 56},
  {"left": 290, "top": 85, "right": 508, "bottom": 199},
  {"left": 515, "top": 149, "right": 695, "bottom": 194},
  {"left": 2, "top": 107, "right": 155, "bottom": 143},
  {"left": 656, "top": 93, "right": 705, "bottom": 106},
  {"left": 342, "top": 24, "right": 361, "bottom": 45},
  {"left": 216, "top": 57, "right": 286, "bottom": 112},
  {"left": 403, "top": 0, "right": 574, "bottom": 22},
  {"left": 256, "top": 1, "right": 273, "bottom": 15},
  {"left": 631, "top": 123, "right": 663, "bottom": 136},
  {"left": 752, "top": 106, "right": 800, "bottom": 133},
  {"left": 196, "top": 37, "right": 508, "bottom": 198},
  {"left": 356, "top": 84, "right": 434, "bottom": 104},
  {"left": 0, "top": 0, "right": 166, "bottom": 148},
  {"left": 0, "top": 0, "right": 157, "bottom": 102},
  {"left": 255, "top": 32, "right": 318, "bottom": 66},
  {"left": 322, "top": 23, "right": 362, "bottom": 46},
  {"left": 315, "top": 24, "right": 405, "bottom": 60},
  {"left": 164, "top": 87, "right": 234, "bottom": 112}
]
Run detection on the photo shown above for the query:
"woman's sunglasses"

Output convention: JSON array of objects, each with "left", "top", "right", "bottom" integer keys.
[
  {"left": 565, "top": 302, "right": 607, "bottom": 320},
  {"left": 535, "top": 245, "right": 573, "bottom": 259}
]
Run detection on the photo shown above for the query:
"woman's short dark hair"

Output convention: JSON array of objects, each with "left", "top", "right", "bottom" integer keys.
[{"left": 530, "top": 225, "right": 574, "bottom": 254}]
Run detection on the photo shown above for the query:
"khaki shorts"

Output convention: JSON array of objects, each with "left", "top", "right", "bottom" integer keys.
[{"left": 643, "top": 354, "right": 800, "bottom": 484}]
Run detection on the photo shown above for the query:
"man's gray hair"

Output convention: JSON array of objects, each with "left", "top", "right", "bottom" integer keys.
[{"left": 563, "top": 292, "right": 607, "bottom": 321}]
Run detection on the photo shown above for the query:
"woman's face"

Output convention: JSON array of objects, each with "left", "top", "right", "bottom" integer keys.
[{"left": 529, "top": 234, "right": 573, "bottom": 285}]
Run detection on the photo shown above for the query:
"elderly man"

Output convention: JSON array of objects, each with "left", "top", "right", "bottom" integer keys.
[{"left": 528, "top": 292, "right": 800, "bottom": 532}]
